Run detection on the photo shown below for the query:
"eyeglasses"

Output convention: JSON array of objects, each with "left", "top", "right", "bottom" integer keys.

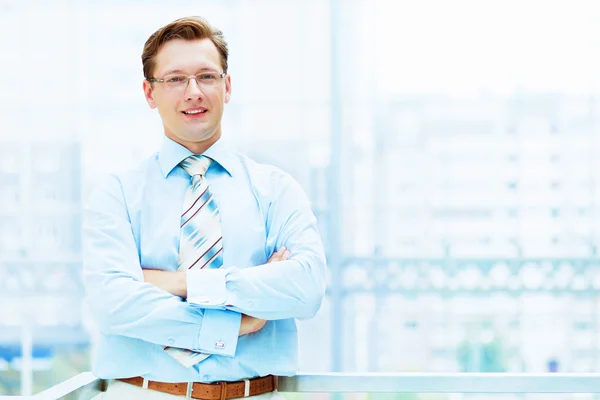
[{"left": 148, "top": 72, "right": 227, "bottom": 90}]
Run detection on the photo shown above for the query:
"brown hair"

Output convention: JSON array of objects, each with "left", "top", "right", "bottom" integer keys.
[{"left": 142, "top": 16, "right": 229, "bottom": 79}]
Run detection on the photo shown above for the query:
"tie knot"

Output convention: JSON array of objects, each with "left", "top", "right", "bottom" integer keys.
[{"left": 180, "top": 155, "right": 213, "bottom": 177}]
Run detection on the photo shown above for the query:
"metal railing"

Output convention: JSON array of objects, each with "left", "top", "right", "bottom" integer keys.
[{"left": 20, "top": 372, "right": 600, "bottom": 399}]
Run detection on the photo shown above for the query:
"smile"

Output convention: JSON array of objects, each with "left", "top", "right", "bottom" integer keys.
[{"left": 182, "top": 109, "right": 207, "bottom": 115}]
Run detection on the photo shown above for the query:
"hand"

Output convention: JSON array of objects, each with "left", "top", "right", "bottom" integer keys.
[
  {"left": 239, "top": 314, "right": 267, "bottom": 336},
  {"left": 238, "top": 246, "right": 290, "bottom": 336},
  {"left": 267, "top": 246, "right": 290, "bottom": 263}
]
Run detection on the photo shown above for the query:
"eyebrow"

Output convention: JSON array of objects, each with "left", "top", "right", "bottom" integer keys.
[{"left": 161, "top": 67, "right": 220, "bottom": 76}]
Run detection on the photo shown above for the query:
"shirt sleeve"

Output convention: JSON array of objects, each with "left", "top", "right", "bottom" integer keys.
[
  {"left": 197, "top": 309, "right": 241, "bottom": 357},
  {"left": 187, "top": 171, "right": 327, "bottom": 320},
  {"left": 83, "top": 174, "right": 241, "bottom": 355}
]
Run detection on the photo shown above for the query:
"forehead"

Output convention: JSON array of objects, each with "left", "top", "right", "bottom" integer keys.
[{"left": 153, "top": 38, "right": 222, "bottom": 75}]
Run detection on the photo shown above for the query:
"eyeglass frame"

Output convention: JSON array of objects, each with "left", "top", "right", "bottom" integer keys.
[{"left": 147, "top": 72, "right": 227, "bottom": 88}]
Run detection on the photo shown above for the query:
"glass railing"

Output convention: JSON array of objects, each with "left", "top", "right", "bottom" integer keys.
[{"left": 17, "top": 372, "right": 600, "bottom": 399}]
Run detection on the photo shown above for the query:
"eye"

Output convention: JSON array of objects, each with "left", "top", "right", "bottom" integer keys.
[
  {"left": 166, "top": 75, "right": 186, "bottom": 83},
  {"left": 198, "top": 73, "right": 218, "bottom": 80}
]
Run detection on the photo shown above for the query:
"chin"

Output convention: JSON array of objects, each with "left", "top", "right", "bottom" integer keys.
[{"left": 183, "top": 133, "right": 216, "bottom": 143}]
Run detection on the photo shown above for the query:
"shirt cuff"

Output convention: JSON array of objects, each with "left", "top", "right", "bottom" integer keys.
[
  {"left": 187, "top": 268, "right": 228, "bottom": 308},
  {"left": 197, "top": 309, "right": 241, "bottom": 357}
]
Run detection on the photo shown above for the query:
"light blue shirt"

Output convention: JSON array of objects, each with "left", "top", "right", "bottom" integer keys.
[{"left": 83, "top": 136, "right": 327, "bottom": 383}]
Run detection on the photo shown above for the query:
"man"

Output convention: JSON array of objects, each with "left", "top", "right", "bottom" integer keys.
[{"left": 83, "top": 16, "right": 327, "bottom": 399}]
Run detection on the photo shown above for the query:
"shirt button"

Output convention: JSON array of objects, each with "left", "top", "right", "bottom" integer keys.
[
  {"left": 247, "top": 301, "right": 253, "bottom": 308},
  {"left": 203, "top": 375, "right": 211, "bottom": 381},
  {"left": 168, "top": 338, "right": 175, "bottom": 345}
]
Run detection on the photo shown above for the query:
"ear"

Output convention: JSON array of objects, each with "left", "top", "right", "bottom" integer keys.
[
  {"left": 143, "top": 80, "right": 157, "bottom": 109},
  {"left": 224, "top": 74, "right": 232, "bottom": 104}
]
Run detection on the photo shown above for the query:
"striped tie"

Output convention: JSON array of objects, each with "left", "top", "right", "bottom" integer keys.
[
  {"left": 164, "top": 154, "right": 224, "bottom": 367},
  {"left": 177, "top": 155, "right": 223, "bottom": 271}
]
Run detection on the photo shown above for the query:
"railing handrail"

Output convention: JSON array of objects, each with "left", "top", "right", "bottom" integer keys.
[
  {"left": 34, "top": 372, "right": 102, "bottom": 399},
  {"left": 28, "top": 372, "right": 600, "bottom": 399},
  {"left": 281, "top": 372, "right": 600, "bottom": 393}
]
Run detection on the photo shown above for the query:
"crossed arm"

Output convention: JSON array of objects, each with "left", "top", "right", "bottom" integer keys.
[
  {"left": 142, "top": 247, "right": 291, "bottom": 336},
  {"left": 84, "top": 173, "right": 326, "bottom": 357}
]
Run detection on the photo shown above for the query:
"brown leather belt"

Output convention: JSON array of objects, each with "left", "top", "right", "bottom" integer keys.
[{"left": 118, "top": 375, "right": 277, "bottom": 400}]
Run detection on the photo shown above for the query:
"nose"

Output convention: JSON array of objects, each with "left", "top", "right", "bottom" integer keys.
[{"left": 184, "top": 77, "right": 204, "bottom": 100}]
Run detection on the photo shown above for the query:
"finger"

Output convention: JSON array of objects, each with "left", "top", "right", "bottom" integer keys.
[
  {"left": 268, "top": 252, "right": 282, "bottom": 263},
  {"left": 282, "top": 250, "right": 291, "bottom": 260},
  {"left": 271, "top": 247, "right": 285, "bottom": 258}
]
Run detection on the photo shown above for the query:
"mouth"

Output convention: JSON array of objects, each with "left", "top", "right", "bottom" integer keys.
[{"left": 182, "top": 108, "right": 208, "bottom": 117}]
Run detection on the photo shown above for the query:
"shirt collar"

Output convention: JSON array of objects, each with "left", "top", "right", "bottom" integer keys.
[{"left": 158, "top": 136, "right": 235, "bottom": 178}]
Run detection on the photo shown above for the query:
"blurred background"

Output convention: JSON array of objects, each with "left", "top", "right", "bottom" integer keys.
[{"left": 3, "top": 0, "right": 600, "bottom": 398}]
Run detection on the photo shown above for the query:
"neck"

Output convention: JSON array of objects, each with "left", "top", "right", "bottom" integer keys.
[{"left": 167, "top": 131, "right": 221, "bottom": 155}]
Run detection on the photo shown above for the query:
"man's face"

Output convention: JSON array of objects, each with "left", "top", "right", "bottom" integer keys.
[{"left": 143, "top": 38, "right": 231, "bottom": 148}]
